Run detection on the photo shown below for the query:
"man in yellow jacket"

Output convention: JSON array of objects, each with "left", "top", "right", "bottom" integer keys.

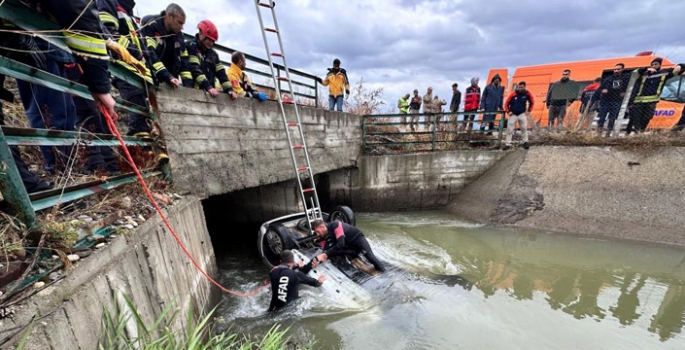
[
  {"left": 227, "top": 51, "right": 266, "bottom": 101},
  {"left": 320, "top": 58, "right": 350, "bottom": 111}
]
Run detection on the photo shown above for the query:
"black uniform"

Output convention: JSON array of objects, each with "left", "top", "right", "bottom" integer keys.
[
  {"left": 320, "top": 221, "right": 386, "bottom": 272},
  {"left": 186, "top": 35, "right": 233, "bottom": 93},
  {"left": 140, "top": 12, "right": 192, "bottom": 87},
  {"left": 268, "top": 262, "right": 320, "bottom": 311},
  {"left": 627, "top": 67, "right": 675, "bottom": 133}
]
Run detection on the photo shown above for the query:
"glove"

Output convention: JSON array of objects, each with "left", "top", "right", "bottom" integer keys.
[
  {"left": 106, "top": 39, "right": 147, "bottom": 75},
  {"left": 345, "top": 89, "right": 350, "bottom": 95},
  {"left": 256, "top": 92, "right": 267, "bottom": 102},
  {"left": 316, "top": 76, "right": 323, "bottom": 84}
]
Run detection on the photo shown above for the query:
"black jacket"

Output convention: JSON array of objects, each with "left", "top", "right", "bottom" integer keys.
[
  {"left": 631, "top": 67, "right": 675, "bottom": 104},
  {"left": 39, "top": 0, "right": 111, "bottom": 94},
  {"left": 185, "top": 35, "right": 232, "bottom": 93},
  {"left": 450, "top": 90, "right": 462, "bottom": 112},
  {"left": 546, "top": 79, "right": 578, "bottom": 107},
  {"left": 140, "top": 12, "right": 192, "bottom": 86},
  {"left": 268, "top": 263, "right": 320, "bottom": 311},
  {"left": 596, "top": 73, "right": 630, "bottom": 103},
  {"left": 319, "top": 221, "right": 363, "bottom": 257}
]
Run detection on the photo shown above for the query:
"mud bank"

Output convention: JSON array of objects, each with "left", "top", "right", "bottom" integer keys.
[{"left": 448, "top": 146, "right": 685, "bottom": 246}]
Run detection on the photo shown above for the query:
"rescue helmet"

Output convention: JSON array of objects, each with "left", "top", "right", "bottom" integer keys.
[{"left": 198, "top": 20, "right": 218, "bottom": 42}]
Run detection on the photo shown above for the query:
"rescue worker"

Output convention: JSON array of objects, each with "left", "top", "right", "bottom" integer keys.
[
  {"left": 669, "top": 64, "right": 685, "bottom": 133},
  {"left": 433, "top": 95, "right": 447, "bottom": 126},
  {"left": 186, "top": 20, "right": 236, "bottom": 99},
  {"left": 268, "top": 250, "right": 325, "bottom": 312},
  {"left": 462, "top": 78, "right": 481, "bottom": 131},
  {"left": 321, "top": 58, "right": 350, "bottom": 112},
  {"left": 481, "top": 74, "right": 504, "bottom": 135},
  {"left": 98, "top": 0, "right": 154, "bottom": 137},
  {"left": 409, "top": 89, "right": 422, "bottom": 131},
  {"left": 626, "top": 58, "right": 680, "bottom": 134},
  {"left": 313, "top": 219, "right": 386, "bottom": 272},
  {"left": 397, "top": 93, "right": 410, "bottom": 126},
  {"left": 422, "top": 87, "right": 434, "bottom": 129},
  {"left": 140, "top": 4, "right": 193, "bottom": 90},
  {"left": 227, "top": 51, "right": 267, "bottom": 101},
  {"left": 503, "top": 81, "right": 534, "bottom": 150}
]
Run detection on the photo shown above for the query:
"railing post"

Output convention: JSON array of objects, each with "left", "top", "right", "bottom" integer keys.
[
  {"left": 497, "top": 112, "right": 505, "bottom": 148},
  {"left": 276, "top": 67, "right": 281, "bottom": 96},
  {"left": 314, "top": 80, "right": 319, "bottom": 108},
  {"left": 0, "top": 127, "right": 36, "bottom": 228},
  {"left": 431, "top": 114, "right": 437, "bottom": 151},
  {"left": 362, "top": 115, "right": 367, "bottom": 153}
]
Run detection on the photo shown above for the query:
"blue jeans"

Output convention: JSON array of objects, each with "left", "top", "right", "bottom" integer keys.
[
  {"left": 597, "top": 100, "right": 622, "bottom": 130},
  {"left": 16, "top": 43, "right": 76, "bottom": 170},
  {"left": 329, "top": 95, "right": 343, "bottom": 111}
]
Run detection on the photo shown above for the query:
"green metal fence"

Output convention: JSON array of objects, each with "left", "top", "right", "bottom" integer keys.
[{"left": 362, "top": 111, "right": 506, "bottom": 154}]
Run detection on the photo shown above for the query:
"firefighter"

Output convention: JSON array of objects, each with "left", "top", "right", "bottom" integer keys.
[
  {"left": 140, "top": 4, "right": 193, "bottom": 90},
  {"left": 186, "top": 20, "right": 236, "bottom": 99},
  {"left": 98, "top": 0, "right": 154, "bottom": 136},
  {"left": 626, "top": 58, "right": 680, "bottom": 134}
]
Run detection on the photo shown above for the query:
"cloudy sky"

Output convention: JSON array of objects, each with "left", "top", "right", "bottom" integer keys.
[{"left": 135, "top": 0, "right": 685, "bottom": 112}]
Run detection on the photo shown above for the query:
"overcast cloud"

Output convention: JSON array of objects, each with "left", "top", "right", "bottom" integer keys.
[{"left": 135, "top": 0, "right": 685, "bottom": 112}]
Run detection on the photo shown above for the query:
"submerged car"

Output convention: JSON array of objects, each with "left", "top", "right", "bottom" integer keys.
[{"left": 257, "top": 205, "right": 384, "bottom": 284}]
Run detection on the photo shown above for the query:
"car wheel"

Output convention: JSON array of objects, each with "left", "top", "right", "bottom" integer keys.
[
  {"left": 260, "top": 223, "right": 296, "bottom": 268},
  {"left": 328, "top": 205, "right": 355, "bottom": 226}
]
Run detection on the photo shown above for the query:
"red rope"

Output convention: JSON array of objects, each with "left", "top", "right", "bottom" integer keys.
[{"left": 100, "top": 107, "right": 268, "bottom": 297}]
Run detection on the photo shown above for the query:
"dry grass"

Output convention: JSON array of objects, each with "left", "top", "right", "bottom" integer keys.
[{"left": 531, "top": 129, "right": 685, "bottom": 151}]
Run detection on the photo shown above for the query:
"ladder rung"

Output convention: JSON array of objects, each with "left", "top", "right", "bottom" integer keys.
[
  {"left": 265, "top": 28, "right": 278, "bottom": 33},
  {"left": 287, "top": 122, "right": 298, "bottom": 127},
  {"left": 292, "top": 145, "right": 303, "bottom": 149},
  {"left": 297, "top": 166, "right": 309, "bottom": 171},
  {"left": 258, "top": 2, "right": 272, "bottom": 8},
  {"left": 303, "top": 188, "right": 315, "bottom": 193},
  {"left": 272, "top": 53, "right": 283, "bottom": 57},
  {"left": 277, "top": 77, "right": 289, "bottom": 81}
]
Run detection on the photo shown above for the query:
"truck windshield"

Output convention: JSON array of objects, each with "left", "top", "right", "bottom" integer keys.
[{"left": 660, "top": 76, "right": 684, "bottom": 101}]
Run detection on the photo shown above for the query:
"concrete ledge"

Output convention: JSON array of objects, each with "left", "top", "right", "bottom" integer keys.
[{"left": 0, "top": 198, "right": 219, "bottom": 350}]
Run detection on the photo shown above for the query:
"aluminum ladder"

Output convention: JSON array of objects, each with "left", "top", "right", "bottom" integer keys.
[{"left": 254, "top": 0, "right": 323, "bottom": 230}]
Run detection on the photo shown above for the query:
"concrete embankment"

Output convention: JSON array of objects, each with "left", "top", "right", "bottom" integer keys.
[
  {"left": 447, "top": 146, "right": 685, "bottom": 247},
  {"left": 1, "top": 198, "right": 218, "bottom": 350}
]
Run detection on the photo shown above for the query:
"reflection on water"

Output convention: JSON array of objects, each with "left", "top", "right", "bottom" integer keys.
[{"left": 215, "top": 211, "right": 685, "bottom": 349}]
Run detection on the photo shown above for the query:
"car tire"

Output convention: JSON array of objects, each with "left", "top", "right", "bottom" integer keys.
[
  {"left": 328, "top": 205, "right": 356, "bottom": 226},
  {"left": 260, "top": 223, "right": 296, "bottom": 268}
]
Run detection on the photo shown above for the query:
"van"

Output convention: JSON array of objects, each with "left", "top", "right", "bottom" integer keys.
[{"left": 487, "top": 54, "right": 685, "bottom": 129}]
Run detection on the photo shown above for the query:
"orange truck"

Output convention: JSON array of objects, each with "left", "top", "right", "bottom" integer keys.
[{"left": 487, "top": 53, "right": 685, "bottom": 129}]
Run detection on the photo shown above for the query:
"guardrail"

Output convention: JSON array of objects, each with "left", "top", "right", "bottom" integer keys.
[
  {"left": 362, "top": 111, "right": 506, "bottom": 154},
  {"left": 183, "top": 34, "right": 321, "bottom": 106}
]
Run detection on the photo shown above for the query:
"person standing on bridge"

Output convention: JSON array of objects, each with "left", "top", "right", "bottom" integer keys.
[
  {"left": 186, "top": 20, "right": 237, "bottom": 99},
  {"left": 398, "top": 93, "right": 410, "bottom": 126},
  {"left": 409, "top": 89, "right": 422, "bottom": 131},
  {"left": 320, "top": 58, "right": 350, "bottom": 112},
  {"left": 594, "top": 63, "right": 629, "bottom": 137},
  {"left": 462, "top": 78, "right": 481, "bottom": 131},
  {"left": 480, "top": 74, "right": 504, "bottom": 135},
  {"left": 450, "top": 83, "right": 462, "bottom": 128},
  {"left": 268, "top": 250, "right": 325, "bottom": 311},
  {"left": 313, "top": 220, "right": 386, "bottom": 272},
  {"left": 545, "top": 69, "right": 577, "bottom": 130},
  {"left": 626, "top": 58, "right": 680, "bottom": 134}
]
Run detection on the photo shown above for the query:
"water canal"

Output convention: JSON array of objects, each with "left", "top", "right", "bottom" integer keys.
[{"left": 213, "top": 211, "right": 685, "bottom": 350}]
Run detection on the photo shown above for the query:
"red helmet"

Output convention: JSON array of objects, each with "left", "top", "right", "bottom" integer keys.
[{"left": 198, "top": 20, "right": 218, "bottom": 42}]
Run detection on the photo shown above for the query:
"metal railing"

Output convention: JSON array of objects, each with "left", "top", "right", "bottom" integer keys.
[
  {"left": 362, "top": 111, "right": 506, "bottom": 154},
  {"left": 183, "top": 34, "right": 321, "bottom": 106}
]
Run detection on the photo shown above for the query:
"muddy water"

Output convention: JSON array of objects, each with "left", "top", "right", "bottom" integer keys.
[{"left": 214, "top": 212, "right": 685, "bottom": 350}]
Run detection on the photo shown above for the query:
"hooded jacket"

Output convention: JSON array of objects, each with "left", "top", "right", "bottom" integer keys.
[
  {"left": 464, "top": 81, "right": 481, "bottom": 111},
  {"left": 481, "top": 74, "right": 504, "bottom": 111},
  {"left": 140, "top": 11, "right": 192, "bottom": 87},
  {"left": 322, "top": 67, "right": 350, "bottom": 98}
]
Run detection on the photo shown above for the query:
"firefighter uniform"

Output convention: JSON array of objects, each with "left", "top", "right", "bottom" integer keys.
[
  {"left": 140, "top": 11, "right": 193, "bottom": 88},
  {"left": 98, "top": 0, "right": 153, "bottom": 136},
  {"left": 186, "top": 35, "right": 233, "bottom": 93},
  {"left": 627, "top": 67, "right": 674, "bottom": 134}
]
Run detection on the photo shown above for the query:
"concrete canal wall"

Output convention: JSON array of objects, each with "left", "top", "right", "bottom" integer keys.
[
  {"left": 1, "top": 198, "right": 219, "bottom": 350},
  {"left": 448, "top": 146, "right": 685, "bottom": 247}
]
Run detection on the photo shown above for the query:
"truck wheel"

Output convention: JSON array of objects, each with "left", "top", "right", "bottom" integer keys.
[{"left": 328, "top": 205, "right": 356, "bottom": 226}]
